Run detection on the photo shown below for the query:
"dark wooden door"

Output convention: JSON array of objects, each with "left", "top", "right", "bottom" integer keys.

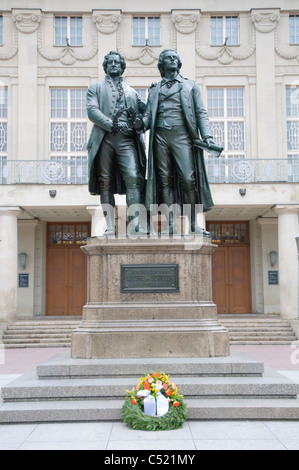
[
  {"left": 47, "top": 247, "right": 87, "bottom": 316},
  {"left": 46, "top": 223, "right": 90, "bottom": 316},
  {"left": 212, "top": 246, "right": 251, "bottom": 314}
]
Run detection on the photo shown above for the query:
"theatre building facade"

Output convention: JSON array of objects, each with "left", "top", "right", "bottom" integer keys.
[{"left": 0, "top": 0, "right": 299, "bottom": 322}]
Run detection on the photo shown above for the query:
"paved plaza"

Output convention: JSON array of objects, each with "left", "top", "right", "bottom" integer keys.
[{"left": 0, "top": 345, "right": 299, "bottom": 451}]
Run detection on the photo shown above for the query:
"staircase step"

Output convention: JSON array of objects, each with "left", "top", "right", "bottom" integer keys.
[
  {"left": 36, "top": 352, "right": 265, "bottom": 379},
  {"left": 2, "top": 318, "right": 297, "bottom": 348},
  {"left": 231, "top": 341, "right": 295, "bottom": 345},
  {"left": 2, "top": 343, "right": 71, "bottom": 349},
  {"left": 2, "top": 370, "right": 298, "bottom": 402},
  {"left": 2, "top": 397, "right": 299, "bottom": 423}
]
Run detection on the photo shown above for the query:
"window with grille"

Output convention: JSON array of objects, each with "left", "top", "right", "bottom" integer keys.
[
  {"left": 0, "top": 16, "right": 3, "bottom": 45},
  {"left": 50, "top": 88, "right": 88, "bottom": 183},
  {"left": 0, "top": 87, "right": 8, "bottom": 156},
  {"left": 207, "top": 87, "right": 245, "bottom": 157},
  {"left": 286, "top": 86, "right": 299, "bottom": 181},
  {"left": 211, "top": 16, "right": 239, "bottom": 46},
  {"left": 54, "top": 16, "right": 83, "bottom": 46},
  {"left": 48, "top": 223, "right": 89, "bottom": 246},
  {"left": 207, "top": 87, "right": 246, "bottom": 182},
  {"left": 207, "top": 222, "right": 249, "bottom": 245},
  {"left": 289, "top": 15, "right": 299, "bottom": 45},
  {"left": 133, "top": 17, "right": 161, "bottom": 46},
  {"left": 0, "top": 87, "right": 7, "bottom": 184}
]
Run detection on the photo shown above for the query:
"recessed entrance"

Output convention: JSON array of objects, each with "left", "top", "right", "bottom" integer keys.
[
  {"left": 46, "top": 223, "right": 90, "bottom": 316},
  {"left": 207, "top": 222, "right": 252, "bottom": 314}
]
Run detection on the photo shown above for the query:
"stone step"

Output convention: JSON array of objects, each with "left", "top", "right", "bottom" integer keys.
[
  {"left": 2, "top": 398, "right": 299, "bottom": 423},
  {"left": 222, "top": 325, "right": 294, "bottom": 330},
  {"left": 229, "top": 336, "right": 297, "bottom": 342},
  {"left": 4, "top": 334, "right": 73, "bottom": 339},
  {"left": 2, "top": 370, "right": 297, "bottom": 402},
  {"left": 2, "top": 337, "right": 71, "bottom": 344},
  {"left": 2, "top": 318, "right": 297, "bottom": 348},
  {"left": 229, "top": 330, "right": 296, "bottom": 335},
  {"left": 2, "top": 343, "right": 71, "bottom": 349},
  {"left": 231, "top": 341, "right": 295, "bottom": 345},
  {"left": 6, "top": 327, "right": 79, "bottom": 332},
  {"left": 36, "top": 352, "right": 265, "bottom": 379}
]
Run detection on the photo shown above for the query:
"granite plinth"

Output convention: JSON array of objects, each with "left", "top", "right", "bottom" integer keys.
[{"left": 71, "top": 237, "right": 230, "bottom": 359}]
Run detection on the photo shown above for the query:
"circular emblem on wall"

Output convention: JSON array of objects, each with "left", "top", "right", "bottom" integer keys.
[
  {"left": 232, "top": 160, "right": 254, "bottom": 182},
  {"left": 43, "top": 161, "right": 64, "bottom": 183}
]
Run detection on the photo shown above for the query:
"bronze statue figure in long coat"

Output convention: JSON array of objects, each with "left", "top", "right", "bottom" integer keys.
[
  {"left": 143, "top": 49, "right": 218, "bottom": 235},
  {"left": 87, "top": 51, "right": 146, "bottom": 236}
]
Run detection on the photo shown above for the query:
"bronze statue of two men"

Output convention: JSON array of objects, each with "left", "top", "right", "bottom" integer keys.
[{"left": 87, "top": 49, "right": 220, "bottom": 237}]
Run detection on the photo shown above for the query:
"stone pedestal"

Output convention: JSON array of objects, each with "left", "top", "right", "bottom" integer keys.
[{"left": 71, "top": 236, "right": 230, "bottom": 359}]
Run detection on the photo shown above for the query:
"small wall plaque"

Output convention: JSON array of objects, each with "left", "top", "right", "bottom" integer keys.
[
  {"left": 19, "top": 273, "right": 29, "bottom": 288},
  {"left": 121, "top": 264, "right": 179, "bottom": 293},
  {"left": 268, "top": 271, "right": 279, "bottom": 285}
]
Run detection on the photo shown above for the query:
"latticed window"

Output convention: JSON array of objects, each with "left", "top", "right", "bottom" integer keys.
[
  {"left": 211, "top": 16, "right": 239, "bottom": 46},
  {"left": 54, "top": 16, "right": 83, "bottom": 46},
  {"left": 207, "top": 87, "right": 246, "bottom": 158},
  {"left": 49, "top": 223, "right": 89, "bottom": 246},
  {"left": 0, "top": 16, "right": 3, "bottom": 45},
  {"left": 133, "top": 17, "right": 161, "bottom": 46},
  {"left": 207, "top": 222, "right": 249, "bottom": 245},
  {"left": 0, "top": 87, "right": 8, "bottom": 156},
  {"left": 0, "top": 87, "right": 7, "bottom": 184},
  {"left": 286, "top": 86, "right": 299, "bottom": 181},
  {"left": 50, "top": 88, "right": 88, "bottom": 183},
  {"left": 289, "top": 15, "right": 299, "bottom": 45}
]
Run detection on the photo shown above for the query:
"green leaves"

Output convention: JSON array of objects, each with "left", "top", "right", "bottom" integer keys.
[{"left": 122, "top": 398, "right": 188, "bottom": 432}]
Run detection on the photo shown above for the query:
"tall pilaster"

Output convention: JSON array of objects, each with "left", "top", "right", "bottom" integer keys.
[
  {"left": 92, "top": 10, "right": 122, "bottom": 80},
  {"left": 12, "top": 9, "right": 41, "bottom": 161},
  {"left": 17, "top": 220, "right": 39, "bottom": 318},
  {"left": 0, "top": 207, "right": 23, "bottom": 322},
  {"left": 172, "top": 11, "right": 200, "bottom": 81},
  {"left": 274, "top": 205, "right": 299, "bottom": 320},
  {"left": 252, "top": 9, "right": 280, "bottom": 159}
]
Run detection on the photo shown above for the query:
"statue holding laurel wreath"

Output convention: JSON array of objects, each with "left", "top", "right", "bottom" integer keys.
[{"left": 86, "top": 51, "right": 147, "bottom": 236}]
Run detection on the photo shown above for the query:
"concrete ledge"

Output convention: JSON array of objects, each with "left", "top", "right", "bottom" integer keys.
[
  {"left": 36, "top": 351, "right": 264, "bottom": 379},
  {"left": 2, "top": 368, "right": 298, "bottom": 402},
  {"left": 2, "top": 398, "right": 299, "bottom": 424}
]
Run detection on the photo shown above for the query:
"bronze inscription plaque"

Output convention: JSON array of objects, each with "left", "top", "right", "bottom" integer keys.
[{"left": 121, "top": 264, "right": 179, "bottom": 293}]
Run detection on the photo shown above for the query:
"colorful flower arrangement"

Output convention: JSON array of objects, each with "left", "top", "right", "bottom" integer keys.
[{"left": 122, "top": 371, "right": 188, "bottom": 431}]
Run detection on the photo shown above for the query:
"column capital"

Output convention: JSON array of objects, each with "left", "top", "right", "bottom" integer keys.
[
  {"left": 17, "top": 219, "right": 39, "bottom": 228},
  {"left": 0, "top": 207, "right": 24, "bottom": 217},
  {"left": 12, "top": 9, "right": 42, "bottom": 34},
  {"left": 257, "top": 218, "right": 278, "bottom": 226},
  {"left": 86, "top": 205, "right": 103, "bottom": 217},
  {"left": 251, "top": 9, "right": 280, "bottom": 33},
  {"left": 273, "top": 205, "right": 299, "bottom": 216}
]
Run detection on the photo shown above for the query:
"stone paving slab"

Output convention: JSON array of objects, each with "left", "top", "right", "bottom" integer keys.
[{"left": 0, "top": 421, "right": 299, "bottom": 450}]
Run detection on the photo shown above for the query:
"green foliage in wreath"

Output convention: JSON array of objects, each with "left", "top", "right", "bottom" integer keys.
[{"left": 122, "top": 371, "right": 188, "bottom": 432}]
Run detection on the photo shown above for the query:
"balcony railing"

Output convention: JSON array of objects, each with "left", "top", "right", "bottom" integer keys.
[{"left": 0, "top": 158, "right": 298, "bottom": 185}]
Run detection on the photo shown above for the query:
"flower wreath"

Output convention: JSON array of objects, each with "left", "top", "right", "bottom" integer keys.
[{"left": 122, "top": 371, "right": 188, "bottom": 431}]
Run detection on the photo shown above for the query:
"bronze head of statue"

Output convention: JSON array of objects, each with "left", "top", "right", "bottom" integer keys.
[
  {"left": 158, "top": 49, "right": 183, "bottom": 78},
  {"left": 102, "top": 51, "right": 127, "bottom": 78}
]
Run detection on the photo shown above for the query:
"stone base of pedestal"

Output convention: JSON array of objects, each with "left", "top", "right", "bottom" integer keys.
[{"left": 71, "top": 236, "right": 230, "bottom": 359}]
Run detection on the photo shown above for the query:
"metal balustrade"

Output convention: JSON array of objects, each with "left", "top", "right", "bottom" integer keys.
[{"left": 0, "top": 157, "right": 298, "bottom": 185}]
